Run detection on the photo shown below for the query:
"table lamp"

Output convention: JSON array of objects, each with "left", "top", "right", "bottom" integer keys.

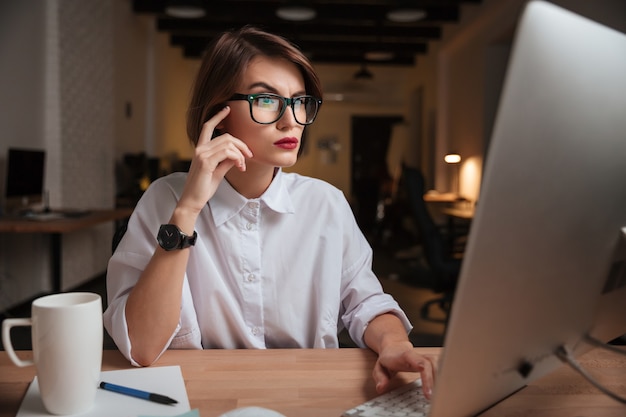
[{"left": 444, "top": 152, "right": 461, "bottom": 195}]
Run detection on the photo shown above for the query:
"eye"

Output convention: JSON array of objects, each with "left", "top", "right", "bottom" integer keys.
[{"left": 255, "top": 96, "right": 280, "bottom": 111}]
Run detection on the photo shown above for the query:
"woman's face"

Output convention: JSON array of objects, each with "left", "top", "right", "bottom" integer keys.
[{"left": 220, "top": 56, "right": 307, "bottom": 170}]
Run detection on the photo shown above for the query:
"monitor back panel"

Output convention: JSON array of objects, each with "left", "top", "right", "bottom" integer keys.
[{"left": 429, "top": 2, "right": 626, "bottom": 416}]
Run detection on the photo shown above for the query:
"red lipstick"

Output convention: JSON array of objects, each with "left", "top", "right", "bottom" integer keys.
[{"left": 274, "top": 137, "right": 299, "bottom": 150}]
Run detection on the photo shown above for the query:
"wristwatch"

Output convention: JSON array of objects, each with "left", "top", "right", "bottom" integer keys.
[{"left": 157, "top": 224, "right": 197, "bottom": 251}]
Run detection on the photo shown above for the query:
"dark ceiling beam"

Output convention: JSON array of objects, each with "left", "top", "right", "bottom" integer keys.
[
  {"left": 160, "top": 21, "right": 442, "bottom": 40},
  {"left": 132, "top": 0, "right": 482, "bottom": 64},
  {"left": 171, "top": 35, "right": 429, "bottom": 52},
  {"left": 156, "top": 5, "right": 461, "bottom": 23},
  {"left": 132, "top": 0, "right": 482, "bottom": 14},
  {"left": 172, "top": 35, "right": 425, "bottom": 65}
]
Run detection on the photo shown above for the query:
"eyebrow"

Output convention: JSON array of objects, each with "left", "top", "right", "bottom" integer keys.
[{"left": 245, "top": 82, "right": 307, "bottom": 97}]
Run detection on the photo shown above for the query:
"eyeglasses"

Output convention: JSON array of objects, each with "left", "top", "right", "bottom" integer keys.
[{"left": 228, "top": 93, "right": 322, "bottom": 125}]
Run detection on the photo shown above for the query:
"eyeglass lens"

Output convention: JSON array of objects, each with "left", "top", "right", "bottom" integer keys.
[{"left": 250, "top": 94, "right": 319, "bottom": 125}]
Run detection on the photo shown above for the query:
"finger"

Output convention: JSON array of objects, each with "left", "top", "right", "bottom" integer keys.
[
  {"left": 417, "top": 356, "right": 436, "bottom": 400},
  {"left": 197, "top": 106, "right": 231, "bottom": 147},
  {"left": 398, "top": 353, "right": 435, "bottom": 399},
  {"left": 372, "top": 361, "right": 393, "bottom": 393},
  {"left": 193, "top": 143, "right": 244, "bottom": 175},
  {"left": 201, "top": 137, "right": 251, "bottom": 171}
]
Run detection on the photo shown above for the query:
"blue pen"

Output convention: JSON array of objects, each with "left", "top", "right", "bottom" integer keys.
[{"left": 99, "top": 381, "right": 178, "bottom": 405}]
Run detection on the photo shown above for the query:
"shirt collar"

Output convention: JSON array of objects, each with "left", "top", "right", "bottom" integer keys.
[{"left": 209, "top": 168, "right": 295, "bottom": 227}]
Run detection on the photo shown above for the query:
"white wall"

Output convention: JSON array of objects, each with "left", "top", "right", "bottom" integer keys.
[
  {"left": 0, "top": 0, "right": 116, "bottom": 309},
  {"left": 113, "top": 0, "right": 152, "bottom": 159}
]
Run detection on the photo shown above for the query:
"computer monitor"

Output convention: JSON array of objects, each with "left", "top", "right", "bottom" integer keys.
[
  {"left": 4, "top": 148, "right": 46, "bottom": 214},
  {"left": 428, "top": 1, "right": 626, "bottom": 416}
]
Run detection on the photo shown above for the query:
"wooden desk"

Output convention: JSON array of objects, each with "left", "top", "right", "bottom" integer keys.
[
  {"left": 441, "top": 206, "right": 475, "bottom": 220},
  {"left": 1, "top": 347, "right": 624, "bottom": 417},
  {"left": 0, "top": 208, "right": 132, "bottom": 292},
  {"left": 423, "top": 192, "right": 459, "bottom": 204}
]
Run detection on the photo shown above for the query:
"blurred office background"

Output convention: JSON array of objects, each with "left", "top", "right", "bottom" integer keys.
[{"left": 1, "top": 0, "right": 624, "bottom": 347}]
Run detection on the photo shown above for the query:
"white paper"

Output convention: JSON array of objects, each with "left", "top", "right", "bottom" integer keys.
[
  {"left": 140, "top": 410, "right": 200, "bottom": 417},
  {"left": 16, "top": 366, "right": 191, "bottom": 417}
]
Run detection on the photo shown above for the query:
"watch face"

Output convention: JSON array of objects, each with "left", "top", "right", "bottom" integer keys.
[{"left": 158, "top": 224, "right": 181, "bottom": 250}]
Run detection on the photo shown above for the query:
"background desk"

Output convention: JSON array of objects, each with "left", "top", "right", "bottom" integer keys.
[
  {"left": 0, "top": 208, "right": 132, "bottom": 293},
  {"left": 1, "top": 347, "right": 625, "bottom": 417},
  {"left": 441, "top": 206, "right": 475, "bottom": 220}
]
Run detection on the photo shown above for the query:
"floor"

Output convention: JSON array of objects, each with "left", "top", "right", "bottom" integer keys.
[{"left": 0, "top": 237, "right": 447, "bottom": 351}]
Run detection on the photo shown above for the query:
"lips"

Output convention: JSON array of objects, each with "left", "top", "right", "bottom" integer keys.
[{"left": 274, "top": 137, "right": 299, "bottom": 150}]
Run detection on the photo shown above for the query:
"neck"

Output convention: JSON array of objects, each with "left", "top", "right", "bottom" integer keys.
[{"left": 225, "top": 165, "right": 276, "bottom": 199}]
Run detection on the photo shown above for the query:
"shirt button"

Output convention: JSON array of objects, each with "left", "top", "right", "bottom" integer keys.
[
  {"left": 246, "top": 223, "right": 253, "bottom": 230},
  {"left": 251, "top": 327, "right": 260, "bottom": 336},
  {"left": 246, "top": 274, "right": 256, "bottom": 282},
  {"left": 248, "top": 202, "right": 259, "bottom": 209}
]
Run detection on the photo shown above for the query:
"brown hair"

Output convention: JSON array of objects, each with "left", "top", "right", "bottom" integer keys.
[{"left": 186, "top": 26, "right": 323, "bottom": 149}]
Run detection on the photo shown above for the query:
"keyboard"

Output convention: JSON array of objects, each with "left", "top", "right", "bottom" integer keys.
[
  {"left": 23, "top": 211, "right": 67, "bottom": 221},
  {"left": 342, "top": 379, "right": 430, "bottom": 417},
  {"left": 21, "top": 209, "right": 91, "bottom": 221}
]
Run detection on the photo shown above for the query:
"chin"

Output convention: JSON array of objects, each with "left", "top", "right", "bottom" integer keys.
[
  {"left": 277, "top": 160, "right": 298, "bottom": 168},
  {"left": 273, "top": 154, "right": 299, "bottom": 168}
]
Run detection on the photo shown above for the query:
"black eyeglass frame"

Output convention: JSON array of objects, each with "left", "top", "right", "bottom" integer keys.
[{"left": 228, "top": 93, "right": 323, "bottom": 126}]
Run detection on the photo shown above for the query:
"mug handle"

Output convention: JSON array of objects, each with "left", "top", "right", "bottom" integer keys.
[{"left": 2, "top": 318, "right": 35, "bottom": 367}]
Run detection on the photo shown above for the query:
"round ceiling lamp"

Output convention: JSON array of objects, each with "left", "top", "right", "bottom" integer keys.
[
  {"left": 276, "top": 6, "right": 317, "bottom": 21},
  {"left": 165, "top": 0, "right": 206, "bottom": 18},
  {"left": 364, "top": 51, "right": 395, "bottom": 62},
  {"left": 386, "top": 8, "right": 427, "bottom": 23}
]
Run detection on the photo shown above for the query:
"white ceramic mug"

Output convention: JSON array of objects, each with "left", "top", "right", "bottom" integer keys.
[{"left": 2, "top": 292, "right": 103, "bottom": 415}]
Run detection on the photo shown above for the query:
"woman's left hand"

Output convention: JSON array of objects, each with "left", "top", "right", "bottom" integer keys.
[{"left": 364, "top": 314, "right": 438, "bottom": 400}]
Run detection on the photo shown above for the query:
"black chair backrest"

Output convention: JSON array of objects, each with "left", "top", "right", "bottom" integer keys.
[
  {"left": 403, "top": 166, "right": 458, "bottom": 290},
  {"left": 111, "top": 220, "right": 128, "bottom": 253}
]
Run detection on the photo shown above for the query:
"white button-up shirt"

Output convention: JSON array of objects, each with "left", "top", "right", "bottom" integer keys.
[{"left": 104, "top": 170, "right": 410, "bottom": 365}]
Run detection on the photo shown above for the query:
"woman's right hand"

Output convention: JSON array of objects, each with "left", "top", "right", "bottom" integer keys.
[{"left": 177, "top": 106, "right": 253, "bottom": 216}]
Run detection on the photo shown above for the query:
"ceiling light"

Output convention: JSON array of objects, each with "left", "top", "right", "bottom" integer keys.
[
  {"left": 165, "top": 0, "right": 206, "bottom": 18},
  {"left": 276, "top": 6, "right": 317, "bottom": 21},
  {"left": 386, "top": 8, "right": 427, "bottom": 23},
  {"left": 364, "top": 51, "right": 394, "bottom": 61}
]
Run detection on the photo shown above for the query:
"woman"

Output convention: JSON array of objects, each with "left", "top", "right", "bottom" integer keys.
[{"left": 104, "top": 26, "right": 435, "bottom": 398}]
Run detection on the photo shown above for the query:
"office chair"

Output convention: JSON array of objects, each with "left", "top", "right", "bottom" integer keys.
[
  {"left": 111, "top": 218, "right": 128, "bottom": 253},
  {"left": 403, "top": 165, "right": 462, "bottom": 324}
]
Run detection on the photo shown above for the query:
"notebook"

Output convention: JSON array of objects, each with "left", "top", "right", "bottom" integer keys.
[{"left": 17, "top": 366, "right": 190, "bottom": 417}]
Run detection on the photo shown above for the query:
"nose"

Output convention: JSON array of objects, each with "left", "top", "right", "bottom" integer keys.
[{"left": 276, "top": 104, "right": 299, "bottom": 130}]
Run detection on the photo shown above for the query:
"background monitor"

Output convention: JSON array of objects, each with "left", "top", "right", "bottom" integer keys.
[
  {"left": 4, "top": 148, "right": 46, "bottom": 214},
  {"left": 429, "top": 1, "right": 626, "bottom": 416}
]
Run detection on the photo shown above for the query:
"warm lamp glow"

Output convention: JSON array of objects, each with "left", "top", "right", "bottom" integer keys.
[{"left": 444, "top": 153, "right": 461, "bottom": 164}]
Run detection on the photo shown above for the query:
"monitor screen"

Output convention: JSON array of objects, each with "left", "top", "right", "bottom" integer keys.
[{"left": 4, "top": 148, "right": 46, "bottom": 211}]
